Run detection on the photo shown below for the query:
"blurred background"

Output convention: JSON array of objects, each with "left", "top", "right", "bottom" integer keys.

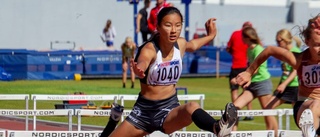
[{"left": 0, "top": 0, "right": 319, "bottom": 80}]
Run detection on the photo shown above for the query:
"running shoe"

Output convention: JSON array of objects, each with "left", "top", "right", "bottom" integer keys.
[
  {"left": 110, "top": 103, "right": 124, "bottom": 121},
  {"left": 217, "top": 102, "right": 238, "bottom": 137},
  {"left": 299, "top": 109, "right": 316, "bottom": 137}
]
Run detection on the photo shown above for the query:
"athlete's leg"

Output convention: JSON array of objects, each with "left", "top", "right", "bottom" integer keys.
[
  {"left": 108, "top": 120, "right": 149, "bottom": 137},
  {"left": 100, "top": 103, "right": 124, "bottom": 137},
  {"left": 162, "top": 101, "right": 197, "bottom": 133},
  {"left": 265, "top": 96, "right": 285, "bottom": 109},
  {"left": 309, "top": 100, "right": 320, "bottom": 129},
  {"left": 230, "top": 74, "right": 253, "bottom": 121},
  {"left": 122, "top": 59, "right": 128, "bottom": 88},
  {"left": 129, "top": 61, "right": 135, "bottom": 88},
  {"left": 258, "top": 94, "right": 279, "bottom": 136},
  {"left": 163, "top": 101, "right": 237, "bottom": 137},
  {"left": 233, "top": 90, "right": 254, "bottom": 130},
  {"left": 298, "top": 100, "right": 320, "bottom": 137}
]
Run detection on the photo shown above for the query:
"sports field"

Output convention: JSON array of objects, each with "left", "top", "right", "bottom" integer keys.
[{"left": 0, "top": 77, "right": 299, "bottom": 131}]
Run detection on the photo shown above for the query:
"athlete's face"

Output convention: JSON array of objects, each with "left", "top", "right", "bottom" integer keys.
[
  {"left": 276, "top": 35, "right": 286, "bottom": 49},
  {"left": 157, "top": 13, "right": 182, "bottom": 43},
  {"left": 125, "top": 39, "right": 133, "bottom": 47},
  {"left": 306, "top": 30, "right": 320, "bottom": 60}
]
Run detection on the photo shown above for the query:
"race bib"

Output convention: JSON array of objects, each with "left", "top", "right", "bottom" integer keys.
[
  {"left": 149, "top": 59, "right": 181, "bottom": 85},
  {"left": 302, "top": 64, "right": 320, "bottom": 87}
]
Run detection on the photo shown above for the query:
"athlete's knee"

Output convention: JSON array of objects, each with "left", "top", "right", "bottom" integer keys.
[
  {"left": 185, "top": 101, "right": 201, "bottom": 112},
  {"left": 309, "top": 101, "right": 320, "bottom": 114}
]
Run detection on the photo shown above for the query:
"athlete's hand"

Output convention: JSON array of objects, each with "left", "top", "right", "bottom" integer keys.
[
  {"left": 235, "top": 71, "right": 252, "bottom": 88},
  {"left": 230, "top": 78, "right": 237, "bottom": 85},
  {"left": 276, "top": 83, "right": 286, "bottom": 93},
  {"left": 205, "top": 18, "right": 217, "bottom": 39},
  {"left": 312, "top": 16, "right": 320, "bottom": 35},
  {"left": 130, "top": 59, "right": 145, "bottom": 79}
]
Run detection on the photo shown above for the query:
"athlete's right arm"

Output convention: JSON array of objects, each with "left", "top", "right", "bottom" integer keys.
[
  {"left": 131, "top": 43, "right": 156, "bottom": 78},
  {"left": 236, "top": 46, "right": 297, "bottom": 87}
]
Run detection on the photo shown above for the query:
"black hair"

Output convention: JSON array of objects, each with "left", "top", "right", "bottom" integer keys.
[{"left": 157, "top": 7, "right": 183, "bottom": 26}]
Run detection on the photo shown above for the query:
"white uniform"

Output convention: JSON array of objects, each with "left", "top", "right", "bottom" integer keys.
[{"left": 135, "top": 37, "right": 182, "bottom": 85}]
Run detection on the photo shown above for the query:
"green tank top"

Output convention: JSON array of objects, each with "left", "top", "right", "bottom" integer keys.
[
  {"left": 280, "top": 46, "right": 301, "bottom": 87},
  {"left": 248, "top": 45, "right": 270, "bottom": 82}
]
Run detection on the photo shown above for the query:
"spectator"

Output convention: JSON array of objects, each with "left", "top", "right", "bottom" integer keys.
[
  {"left": 147, "top": 0, "right": 173, "bottom": 34},
  {"left": 226, "top": 21, "right": 254, "bottom": 121},
  {"left": 121, "top": 36, "right": 136, "bottom": 88},
  {"left": 100, "top": 19, "right": 116, "bottom": 50},
  {"left": 136, "top": 0, "right": 151, "bottom": 43}
]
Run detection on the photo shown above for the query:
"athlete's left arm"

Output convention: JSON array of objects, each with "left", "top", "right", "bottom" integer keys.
[
  {"left": 185, "top": 18, "right": 217, "bottom": 52},
  {"left": 277, "top": 69, "right": 297, "bottom": 92}
]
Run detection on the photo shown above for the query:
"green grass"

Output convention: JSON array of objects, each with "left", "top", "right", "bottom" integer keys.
[{"left": 0, "top": 77, "right": 299, "bottom": 131}]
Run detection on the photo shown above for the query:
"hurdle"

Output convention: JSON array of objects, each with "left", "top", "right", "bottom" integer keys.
[
  {"left": 118, "top": 94, "right": 138, "bottom": 122},
  {"left": 0, "top": 130, "right": 5, "bottom": 137},
  {"left": 31, "top": 94, "right": 118, "bottom": 130},
  {"left": 5, "top": 130, "right": 302, "bottom": 137},
  {"left": 118, "top": 94, "right": 205, "bottom": 122},
  {"left": 0, "top": 94, "right": 29, "bottom": 130},
  {"left": 75, "top": 109, "right": 132, "bottom": 131},
  {"left": 0, "top": 109, "right": 73, "bottom": 131},
  {"left": 3, "top": 130, "right": 280, "bottom": 137},
  {"left": 206, "top": 109, "right": 285, "bottom": 130},
  {"left": 76, "top": 109, "right": 109, "bottom": 131},
  {"left": 75, "top": 94, "right": 205, "bottom": 131},
  {"left": 278, "top": 130, "right": 302, "bottom": 137},
  {"left": 6, "top": 130, "right": 101, "bottom": 137},
  {"left": 178, "top": 94, "right": 204, "bottom": 132},
  {"left": 177, "top": 94, "right": 205, "bottom": 108},
  {"left": 155, "top": 130, "right": 275, "bottom": 137},
  {"left": 283, "top": 108, "right": 294, "bottom": 130}
]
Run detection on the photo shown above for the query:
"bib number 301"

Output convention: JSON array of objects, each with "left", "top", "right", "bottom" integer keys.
[{"left": 302, "top": 65, "right": 320, "bottom": 87}]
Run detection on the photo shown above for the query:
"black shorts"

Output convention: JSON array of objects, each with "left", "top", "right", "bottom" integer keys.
[
  {"left": 293, "top": 101, "right": 320, "bottom": 134},
  {"left": 229, "top": 68, "right": 247, "bottom": 90},
  {"left": 273, "top": 86, "right": 298, "bottom": 103},
  {"left": 125, "top": 92, "right": 180, "bottom": 133}
]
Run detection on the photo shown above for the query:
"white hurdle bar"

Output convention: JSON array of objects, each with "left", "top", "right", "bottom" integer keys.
[
  {"left": 0, "top": 130, "right": 5, "bottom": 137},
  {"left": 31, "top": 94, "right": 118, "bottom": 130},
  {"left": 177, "top": 94, "right": 205, "bottom": 131},
  {"left": 5, "top": 130, "right": 302, "bottom": 137},
  {"left": 278, "top": 130, "right": 302, "bottom": 137},
  {"left": 0, "top": 94, "right": 29, "bottom": 130},
  {"left": 75, "top": 109, "right": 132, "bottom": 131},
  {"left": 283, "top": 109, "right": 294, "bottom": 130},
  {"left": 151, "top": 130, "right": 275, "bottom": 137},
  {"left": 0, "top": 109, "right": 73, "bottom": 131},
  {"left": 177, "top": 94, "right": 205, "bottom": 108},
  {"left": 206, "top": 109, "right": 284, "bottom": 130},
  {"left": 6, "top": 130, "right": 101, "bottom": 137},
  {"left": 118, "top": 94, "right": 138, "bottom": 122}
]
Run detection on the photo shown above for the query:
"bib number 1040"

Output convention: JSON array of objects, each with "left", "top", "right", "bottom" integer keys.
[{"left": 156, "top": 66, "right": 179, "bottom": 81}]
